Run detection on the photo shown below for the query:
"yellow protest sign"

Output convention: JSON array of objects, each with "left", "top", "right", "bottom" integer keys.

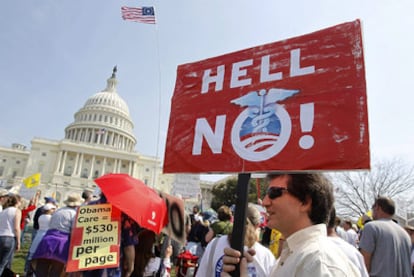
[{"left": 66, "top": 203, "right": 121, "bottom": 272}]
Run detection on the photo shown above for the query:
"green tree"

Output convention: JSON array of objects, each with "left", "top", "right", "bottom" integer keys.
[{"left": 210, "top": 176, "right": 268, "bottom": 210}]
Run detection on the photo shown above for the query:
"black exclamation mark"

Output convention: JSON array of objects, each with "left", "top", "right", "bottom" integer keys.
[{"left": 299, "top": 103, "right": 315, "bottom": 149}]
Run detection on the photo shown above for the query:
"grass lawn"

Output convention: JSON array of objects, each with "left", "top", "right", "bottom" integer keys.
[{"left": 11, "top": 238, "right": 30, "bottom": 275}]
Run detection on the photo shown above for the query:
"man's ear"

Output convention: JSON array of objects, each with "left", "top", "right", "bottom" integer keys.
[{"left": 300, "top": 195, "right": 312, "bottom": 212}]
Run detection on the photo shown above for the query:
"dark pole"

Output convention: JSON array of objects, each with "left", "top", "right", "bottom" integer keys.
[{"left": 230, "top": 173, "right": 251, "bottom": 277}]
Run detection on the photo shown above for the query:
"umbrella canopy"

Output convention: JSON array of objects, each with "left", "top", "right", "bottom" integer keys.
[{"left": 94, "top": 173, "right": 168, "bottom": 234}]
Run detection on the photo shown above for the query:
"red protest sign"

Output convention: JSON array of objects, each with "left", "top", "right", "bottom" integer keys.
[{"left": 164, "top": 19, "right": 369, "bottom": 173}]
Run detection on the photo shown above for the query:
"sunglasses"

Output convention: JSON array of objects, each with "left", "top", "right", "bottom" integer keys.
[{"left": 266, "top": 186, "right": 289, "bottom": 200}]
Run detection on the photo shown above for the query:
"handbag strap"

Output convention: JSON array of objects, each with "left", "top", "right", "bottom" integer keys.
[
  {"left": 206, "top": 237, "right": 220, "bottom": 276},
  {"left": 155, "top": 257, "right": 164, "bottom": 277}
]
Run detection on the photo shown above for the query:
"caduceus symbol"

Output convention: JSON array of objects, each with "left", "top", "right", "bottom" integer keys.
[{"left": 231, "top": 88, "right": 299, "bottom": 133}]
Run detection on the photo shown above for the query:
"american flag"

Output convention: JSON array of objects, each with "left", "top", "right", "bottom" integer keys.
[
  {"left": 121, "top": 6, "right": 156, "bottom": 24},
  {"left": 96, "top": 128, "right": 106, "bottom": 135}
]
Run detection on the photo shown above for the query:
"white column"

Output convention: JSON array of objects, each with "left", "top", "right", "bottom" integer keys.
[
  {"left": 54, "top": 151, "right": 63, "bottom": 174},
  {"left": 76, "top": 153, "right": 84, "bottom": 176},
  {"left": 104, "top": 131, "right": 108, "bottom": 145},
  {"left": 113, "top": 159, "right": 118, "bottom": 173},
  {"left": 131, "top": 161, "right": 137, "bottom": 177},
  {"left": 128, "top": 161, "right": 132, "bottom": 175},
  {"left": 109, "top": 132, "right": 114, "bottom": 146},
  {"left": 102, "top": 157, "right": 107, "bottom": 175},
  {"left": 73, "top": 153, "right": 80, "bottom": 177},
  {"left": 60, "top": 151, "right": 68, "bottom": 174},
  {"left": 89, "top": 155, "right": 95, "bottom": 179},
  {"left": 117, "top": 159, "right": 122, "bottom": 172}
]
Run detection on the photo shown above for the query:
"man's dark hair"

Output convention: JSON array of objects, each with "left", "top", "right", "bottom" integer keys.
[
  {"left": 374, "top": 196, "right": 395, "bottom": 215},
  {"left": 81, "top": 190, "right": 92, "bottom": 200},
  {"left": 217, "top": 205, "right": 232, "bottom": 221},
  {"left": 267, "top": 173, "right": 334, "bottom": 225}
]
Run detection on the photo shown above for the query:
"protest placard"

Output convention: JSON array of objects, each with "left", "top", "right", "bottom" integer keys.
[
  {"left": 66, "top": 203, "right": 121, "bottom": 272},
  {"left": 164, "top": 19, "right": 369, "bottom": 173}
]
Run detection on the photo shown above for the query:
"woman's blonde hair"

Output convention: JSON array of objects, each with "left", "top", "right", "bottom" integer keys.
[{"left": 228, "top": 203, "right": 261, "bottom": 248}]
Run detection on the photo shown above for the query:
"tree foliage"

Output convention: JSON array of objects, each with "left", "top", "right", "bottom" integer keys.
[
  {"left": 210, "top": 177, "right": 267, "bottom": 210},
  {"left": 329, "top": 158, "right": 414, "bottom": 219}
]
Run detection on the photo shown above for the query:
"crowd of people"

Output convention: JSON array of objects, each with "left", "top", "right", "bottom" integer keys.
[{"left": 0, "top": 172, "right": 414, "bottom": 277}]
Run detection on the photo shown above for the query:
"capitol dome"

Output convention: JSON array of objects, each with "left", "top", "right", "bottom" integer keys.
[{"left": 64, "top": 67, "right": 137, "bottom": 151}]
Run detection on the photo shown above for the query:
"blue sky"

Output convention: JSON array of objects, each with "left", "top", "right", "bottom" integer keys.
[{"left": 1, "top": 1, "right": 413, "bottom": 181}]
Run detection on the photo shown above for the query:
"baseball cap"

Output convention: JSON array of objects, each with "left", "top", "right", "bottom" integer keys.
[{"left": 44, "top": 196, "right": 57, "bottom": 204}]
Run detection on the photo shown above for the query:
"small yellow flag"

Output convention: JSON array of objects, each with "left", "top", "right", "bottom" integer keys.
[{"left": 23, "top": 173, "right": 41, "bottom": 188}]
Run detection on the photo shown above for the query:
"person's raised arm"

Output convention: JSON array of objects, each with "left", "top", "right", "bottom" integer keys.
[{"left": 32, "top": 190, "right": 41, "bottom": 206}]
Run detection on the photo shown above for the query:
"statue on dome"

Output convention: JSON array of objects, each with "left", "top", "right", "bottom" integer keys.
[{"left": 112, "top": 66, "right": 117, "bottom": 78}]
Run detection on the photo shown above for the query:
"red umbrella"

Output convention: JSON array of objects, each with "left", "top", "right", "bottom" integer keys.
[{"left": 94, "top": 173, "right": 168, "bottom": 234}]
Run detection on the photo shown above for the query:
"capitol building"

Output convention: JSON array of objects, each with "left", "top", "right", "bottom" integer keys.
[{"left": 0, "top": 67, "right": 211, "bottom": 206}]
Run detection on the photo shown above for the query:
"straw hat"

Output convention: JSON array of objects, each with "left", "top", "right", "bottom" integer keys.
[
  {"left": 0, "top": 189, "right": 9, "bottom": 197},
  {"left": 63, "top": 193, "right": 83, "bottom": 207}
]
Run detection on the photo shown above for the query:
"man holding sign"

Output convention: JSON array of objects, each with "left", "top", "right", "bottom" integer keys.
[
  {"left": 164, "top": 18, "right": 369, "bottom": 277},
  {"left": 221, "top": 173, "right": 360, "bottom": 276}
]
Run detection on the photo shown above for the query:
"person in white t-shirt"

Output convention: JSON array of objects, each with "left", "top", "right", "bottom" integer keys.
[
  {"left": 343, "top": 220, "right": 359, "bottom": 247},
  {"left": 327, "top": 208, "right": 368, "bottom": 277},
  {"left": 25, "top": 203, "right": 56, "bottom": 275},
  {"left": 0, "top": 194, "right": 22, "bottom": 275},
  {"left": 196, "top": 203, "right": 275, "bottom": 276}
]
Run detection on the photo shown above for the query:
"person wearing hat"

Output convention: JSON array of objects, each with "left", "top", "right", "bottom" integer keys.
[
  {"left": 31, "top": 193, "right": 82, "bottom": 276},
  {"left": 81, "top": 189, "right": 94, "bottom": 206},
  {"left": 25, "top": 203, "right": 56, "bottom": 276},
  {"left": 31, "top": 196, "right": 57, "bottom": 240},
  {"left": 0, "top": 189, "right": 9, "bottom": 212}
]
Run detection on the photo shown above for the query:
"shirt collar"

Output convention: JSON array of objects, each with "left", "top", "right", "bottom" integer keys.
[{"left": 285, "top": 224, "right": 327, "bottom": 251}]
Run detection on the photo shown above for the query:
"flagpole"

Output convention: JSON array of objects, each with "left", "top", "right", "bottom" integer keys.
[{"left": 152, "top": 5, "right": 162, "bottom": 189}]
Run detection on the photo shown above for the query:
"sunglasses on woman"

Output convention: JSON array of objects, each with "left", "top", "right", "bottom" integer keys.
[{"left": 265, "top": 186, "right": 289, "bottom": 199}]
